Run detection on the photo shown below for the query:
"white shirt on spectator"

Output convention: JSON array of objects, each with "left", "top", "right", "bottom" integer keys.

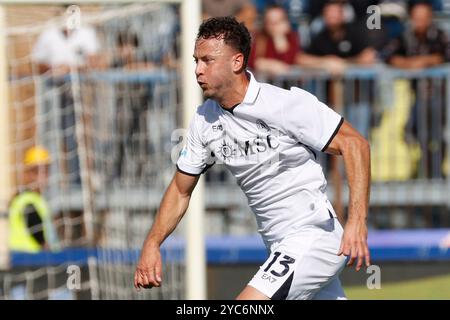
[{"left": 32, "top": 26, "right": 99, "bottom": 67}]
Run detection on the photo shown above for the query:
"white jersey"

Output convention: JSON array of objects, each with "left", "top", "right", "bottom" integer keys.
[{"left": 177, "top": 71, "right": 343, "bottom": 248}]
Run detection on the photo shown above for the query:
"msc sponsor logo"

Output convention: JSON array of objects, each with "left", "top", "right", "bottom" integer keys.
[
  {"left": 215, "top": 134, "right": 280, "bottom": 162},
  {"left": 256, "top": 119, "right": 271, "bottom": 133}
]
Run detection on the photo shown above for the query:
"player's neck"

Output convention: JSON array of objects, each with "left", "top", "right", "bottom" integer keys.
[{"left": 217, "top": 73, "right": 250, "bottom": 109}]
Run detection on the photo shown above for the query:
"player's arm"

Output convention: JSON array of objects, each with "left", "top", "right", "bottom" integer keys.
[
  {"left": 134, "top": 170, "right": 200, "bottom": 289},
  {"left": 323, "top": 120, "right": 371, "bottom": 271}
]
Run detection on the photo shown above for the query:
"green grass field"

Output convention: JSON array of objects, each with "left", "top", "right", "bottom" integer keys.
[{"left": 344, "top": 273, "right": 450, "bottom": 299}]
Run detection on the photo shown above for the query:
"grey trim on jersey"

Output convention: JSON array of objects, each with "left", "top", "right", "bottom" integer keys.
[
  {"left": 176, "top": 164, "right": 201, "bottom": 177},
  {"left": 176, "top": 162, "right": 215, "bottom": 177}
]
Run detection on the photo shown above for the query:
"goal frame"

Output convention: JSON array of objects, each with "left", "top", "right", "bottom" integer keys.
[{"left": 0, "top": 0, "right": 205, "bottom": 300}]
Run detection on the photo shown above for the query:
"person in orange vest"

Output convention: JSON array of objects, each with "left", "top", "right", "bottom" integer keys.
[{"left": 8, "top": 146, "right": 59, "bottom": 252}]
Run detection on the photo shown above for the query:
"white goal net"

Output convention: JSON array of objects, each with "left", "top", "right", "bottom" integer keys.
[{"left": 0, "top": 2, "right": 187, "bottom": 300}]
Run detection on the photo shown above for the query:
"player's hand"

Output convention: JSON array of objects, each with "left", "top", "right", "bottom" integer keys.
[
  {"left": 337, "top": 219, "right": 371, "bottom": 271},
  {"left": 134, "top": 243, "right": 163, "bottom": 290}
]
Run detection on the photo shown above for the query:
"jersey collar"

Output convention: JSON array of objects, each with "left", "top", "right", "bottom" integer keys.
[{"left": 242, "top": 70, "right": 260, "bottom": 105}]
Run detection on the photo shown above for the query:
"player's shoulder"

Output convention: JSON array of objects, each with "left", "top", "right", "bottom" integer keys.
[
  {"left": 259, "top": 82, "right": 290, "bottom": 97},
  {"left": 259, "top": 82, "right": 318, "bottom": 107},
  {"left": 288, "top": 86, "right": 319, "bottom": 102}
]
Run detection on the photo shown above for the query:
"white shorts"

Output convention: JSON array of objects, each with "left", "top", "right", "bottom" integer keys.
[{"left": 248, "top": 216, "right": 347, "bottom": 300}]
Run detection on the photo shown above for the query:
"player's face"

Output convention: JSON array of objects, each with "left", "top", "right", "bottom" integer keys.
[{"left": 194, "top": 37, "right": 237, "bottom": 99}]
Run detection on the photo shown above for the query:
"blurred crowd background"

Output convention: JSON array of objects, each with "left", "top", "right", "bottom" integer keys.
[{"left": 0, "top": 0, "right": 450, "bottom": 299}]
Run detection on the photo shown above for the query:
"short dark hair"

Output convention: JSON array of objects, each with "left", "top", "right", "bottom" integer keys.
[
  {"left": 408, "top": 0, "right": 433, "bottom": 13},
  {"left": 264, "top": 4, "right": 288, "bottom": 17},
  {"left": 324, "top": 0, "right": 347, "bottom": 6},
  {"left": 197, "top": 16, "right": 251, "bottom": 70},
  {"left": 322, "top": 0, "right": 347, "bottom": 10}
]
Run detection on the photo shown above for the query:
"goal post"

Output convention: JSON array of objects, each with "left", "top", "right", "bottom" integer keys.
[
  {"left": 180, "top": 0, "right": 205, "bottom": 300},
  {"left": 0, "top": 0, "right": 205, "bottom": 299},
  {"left": 0, "top": 5, "right": 13, "bottom": 270}
]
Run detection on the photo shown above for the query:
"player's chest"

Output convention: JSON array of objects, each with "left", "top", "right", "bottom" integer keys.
[{"left": 202, "top": 112, "right": 289, "bottom": 164}]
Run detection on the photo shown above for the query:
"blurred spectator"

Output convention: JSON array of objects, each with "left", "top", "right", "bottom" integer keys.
[
  {"left": 369, "top": 0, "right": 407, "bottom": 55},
  {"left": 307, "top": 0, "right": 379, "bottom": 40},
  {"left": 112, "top": 32, "right": 155, "bottom": 70},
  {"left": 110, "top": 32, "right": 154, "bottom": 183},
  {"left": 8, "top": 146, "right": 59, "bottom": 253},
  {"left": 261, "top": 0, "right": 309, "bottom": 31},
  {"left": 203, "top": 0, "right": 248, "bottom": 17},
  {"left": 103, "top": 4, "right": 177, "bottom": 185},
  {"left": 383, "top": 1, "right": 450, "bottom": 178},
  {"left": 202, "top": 0, "right": 258, "bottom": 33},
  {"left": 298, "top": 0, "right": 376, "bottom": 138},
  {"left": 32, "top": 6, "right": 101, "bottom": 75},
  {"left": 298, "top": 0, "right": 376, "bottom": 74},
  {"left": 237, "top": 1, "right": 259, "bottom": 34},
  {"left": 383, "top": 1, "right": 450, "bottom": 68},
  {"left": 31, "top": 5, "right": 101, "bottom": 186},
  {"left": 139, "top": 4, "right": 178, "bottom": 68},
  {"left": 308, "top": 0, "right": 379, "bottom": 21},
  {"left": 249, "top": 5, "right": 301, "bottom": 75}
]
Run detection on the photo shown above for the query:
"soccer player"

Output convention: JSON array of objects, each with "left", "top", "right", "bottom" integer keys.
[{"left": 134, "top": 17, "right": 371, "bottom": 300}]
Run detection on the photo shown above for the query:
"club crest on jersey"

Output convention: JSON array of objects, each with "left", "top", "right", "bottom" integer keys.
[
  {"left": 256, "top": 119, "right": 271, "bottom": 133},
  {"left": 218, "top": 140, "right": 236, "bottom": 161}
]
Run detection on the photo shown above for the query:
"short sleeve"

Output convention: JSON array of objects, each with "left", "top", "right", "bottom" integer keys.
[
  {"left": 283, "top": 87, "right": 344, "bottom": 152},
  {"left": 176, "top": 112, "right": 213, "bottom": 176}
]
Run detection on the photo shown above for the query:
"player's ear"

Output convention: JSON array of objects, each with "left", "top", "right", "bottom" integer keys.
[{"left": 232, "top": 52, "right": 244, "bottom": 73}]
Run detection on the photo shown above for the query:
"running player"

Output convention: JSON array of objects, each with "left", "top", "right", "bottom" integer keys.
[{"left": 134, "top": 17, "right": 371, "bottom": 300}]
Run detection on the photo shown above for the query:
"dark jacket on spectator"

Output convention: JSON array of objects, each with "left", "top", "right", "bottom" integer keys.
[{"left": 383, "top": 24, "right": 450, "bottom": 62}]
